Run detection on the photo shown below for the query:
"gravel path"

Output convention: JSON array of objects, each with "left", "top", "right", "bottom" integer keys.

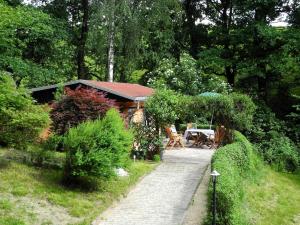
[{"left": 92, "top": 148, "right": 214, "bottom": 225}]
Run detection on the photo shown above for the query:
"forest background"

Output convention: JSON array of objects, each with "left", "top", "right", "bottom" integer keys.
[{"left": 0, "top": 0, "right": 299, "bottom": 138}]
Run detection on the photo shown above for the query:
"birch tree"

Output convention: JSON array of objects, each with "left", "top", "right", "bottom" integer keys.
[{"left": 107, "top": 0, "right": 115, "bottom": 82}]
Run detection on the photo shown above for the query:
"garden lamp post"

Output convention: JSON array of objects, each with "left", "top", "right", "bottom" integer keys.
[{"left": 211, "top": 170, "right": 220, "bottom": 225}]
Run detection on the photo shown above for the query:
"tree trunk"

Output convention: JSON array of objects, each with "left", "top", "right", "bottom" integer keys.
[
  {"left": 221, "top": 0, "right": 235, "bottom": 86},
  {"left": 225, "top": 65, "right": 235, "bottom": 86},
  {"left": 254, "top": 7, "right": 268, "bottom": 99},
  {"left": 107, "top": 0, "right": 115, "bottom": 82},
  {"left": 183, "top": 0, "right": 198, "bottom": 58},
  {"left": 77, "top": 0, "right": 89, "bottom": 80}
]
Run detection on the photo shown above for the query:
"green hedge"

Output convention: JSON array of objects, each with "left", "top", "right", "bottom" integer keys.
[{"left": 208, "top": 131, "right": 260, "bottom": 225}]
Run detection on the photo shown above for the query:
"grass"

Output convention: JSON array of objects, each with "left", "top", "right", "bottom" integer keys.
[
  {"left": 244, "top": 167, "right": 300, "bottom": 225},
  {"left": 0, "top": 148, "right": 158, "bottom": 225}
]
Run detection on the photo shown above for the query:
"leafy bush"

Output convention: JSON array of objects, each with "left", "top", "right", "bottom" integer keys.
[
  {"left": 131, "top": 120, "right": 162, "bottom": 160},
  {"left": 144, "top": 89, "right": 181, "bottom": 156},
  {"left": 206, "top": 93, "right": 256, "bottom": 132},
  {"left": 207, "top": 131, "right": 260, "bottom": 225},
  {"left": 42, "top": 134, "right": 64, "bottom": 151},
  {"left": 51, "top": 86, "right": 118, "bottom": 135},
  {"left": 0, "top": 73, "right": 50, "bottom": 149},
  {"left": 246, "top": 102, "right": 299, "bottom": 172},
  {"left": 259, "top": 132, "right": 299, "bottom": 172},
  {"left": 178, "top": 95, "right": 210, "bottom": 123},
  {"left": 64, "top": 109, "right": 133, "bottom": 181},
  {"left": 145, "top": 88, "right": 181, "bottom": 127},
  {"left": 246, "top": 102, "right": 284, "bottom": 143},
  {"left": 153, "top": 154, "right": 161, "bottom": 162},
  {"left": 187, "top": 93, "right": 256, "bottom": 143}
]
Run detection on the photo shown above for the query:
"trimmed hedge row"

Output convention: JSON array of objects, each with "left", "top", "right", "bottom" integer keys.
[{"left": 208, "top": 131, "right": 260, "bottom": 225}]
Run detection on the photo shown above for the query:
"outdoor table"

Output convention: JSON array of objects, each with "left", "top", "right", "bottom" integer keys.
[
  {"left": 184, "top": 129, "right": 215, "bottom": 147},
  {"left": 184, "top": 129, "right": 214, "bottom": 139}
]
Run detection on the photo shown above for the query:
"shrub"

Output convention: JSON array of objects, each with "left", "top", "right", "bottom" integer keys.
[
  {"left": 153, "top": 154, "right": 161, "bottom": 162},
  {"left": 286, "top": 96, "right": 300, "bottom": 145},
  {"left": 145, "top": 88, "right": 181, "bottom": 127},
  {"left": 179, "top": 95, "right": 210, "bottom": 123},
  {"left": 190, "top": 93, "right": 256, "bottom": 143},
  {"left": 131, "top": 120, "right": 161, "bottom": 160},
  {"left": 64, "top": 109, "right": 133, "bottom": 181},
  {"left": 208, "top": 131, "right": 260, "bottom": 225},
  {"left": 50, "top": 86, "right": 118, "bottom": 135},
  {"left": 144, "top": 89, "right": 181, "bottom": 156},
  {"left": 246, "top": 103, "right": 299, "bottom": 172},
  {"left": 207, "top": 93, "right": 256, "bottom": 132},
  {"left": 41, "top": 134, "right": 64, "bottom": 151},
  {"left": 259, "top": 132, "right": 299, "bottom": 172},
  {"left": 246, "top": 102, "right": 284, "bottom": 143},
  {"left": 0, "top": 73, "right": 50, "bottom": 149}
]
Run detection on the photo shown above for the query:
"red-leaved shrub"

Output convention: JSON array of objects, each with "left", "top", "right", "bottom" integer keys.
[{"left": 50, "top": 86, "right": 118, "bottom": 135}]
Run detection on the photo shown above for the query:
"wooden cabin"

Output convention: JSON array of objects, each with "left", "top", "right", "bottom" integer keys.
[{"left": 30, "top": 80, "right": 154, "bottom": 123}]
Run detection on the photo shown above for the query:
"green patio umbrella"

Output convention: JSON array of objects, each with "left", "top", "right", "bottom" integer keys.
[
  {"left": 199, "top": 92, "right": 222, "bottom": 97},
  {"left": 199, "top": 92, "right": 222, "bottom": 129}
]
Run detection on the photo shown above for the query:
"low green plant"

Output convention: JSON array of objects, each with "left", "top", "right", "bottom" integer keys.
[
  {"left": 27, "top": 147, "right": 65, "bottom": 169},
  {"left": 42, "top": 134, "right": 64, "bottom": 151},
  {"left": 153, "top": 154, "right": 161, "bottom": 162},
  {"left": 64, "top": 109, "right": 133, "bottom": 182}
]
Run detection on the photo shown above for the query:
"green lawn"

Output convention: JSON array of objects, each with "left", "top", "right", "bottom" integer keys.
[
  {"left": 0, "top": 149, "right": 157, "bottom": 225},
  {"left": 244, "top": 167, "right": 300, "bottom": 225}
]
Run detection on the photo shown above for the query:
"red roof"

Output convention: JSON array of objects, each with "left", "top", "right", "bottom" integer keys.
[
  {"left": 83, "top": 80, "right": 154, "bottom": 100},
  {"left": 30, "top": 80, "right": 155, "bottom": 101}
]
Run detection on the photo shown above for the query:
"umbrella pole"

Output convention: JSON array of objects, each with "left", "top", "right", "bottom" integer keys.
[{"left": 210, "top": 111, "right": 214, "bottom": 130}]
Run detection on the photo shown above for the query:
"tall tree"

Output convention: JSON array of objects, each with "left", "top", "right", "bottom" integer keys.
[
  {"left": 39, "top": 0, "right": 91, "bottom": 79},
  {"left": 107, "top": 0, "right": 115, "bottom": 82},
  {"left": 88, "top": 0, "right": 183, "bottom": 83},
  {"left": 0, "top": 1, "right": 73, "bottom": 87},
  {"left": 182, "top": 0, "right": 206, "bottom": 58},
  {"left": 289, "top": 0, "right": 300, "bottom": 27},
  {"left": 77, "top": 0, "right": 89, "bottom": 79}
]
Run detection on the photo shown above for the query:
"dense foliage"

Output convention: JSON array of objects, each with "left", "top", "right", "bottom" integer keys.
[
  {"left": 51, "top": 86, "right": 117, "bottom": 135},
  {"left": 64, "top": 109, "right": 133, "bottom": 180},
  {"left": 208, "top": 131, "right": 261, "bottom": 225},
  {"left": 0, "top": 0, "right": 299, "bottom": 126},
  {"left": 247, "top": 102, "right": 299, "bottom": 172},
  {"left": 0, "top": 73, "right": 50, "bottom": 149},
  {"left": 145, "top": 89, "right": 181, "bottom": 127},
  {"left": 0, "top": 1, "right": 73, "bottom": 87},
  {"left": 131, "top": 114, "right": 161, "bottom": 160},
  {"left": 181, "top": 93, "right": 256, "bottom": 143}
]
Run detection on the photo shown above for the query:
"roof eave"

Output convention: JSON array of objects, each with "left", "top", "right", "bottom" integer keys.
[{"left": 30, "top": 80, "right": 151, "bottom": 101}]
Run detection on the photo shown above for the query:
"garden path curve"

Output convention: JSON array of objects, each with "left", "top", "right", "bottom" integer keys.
[{"left": 92, "top": 148, "right": 214, "bottom": 225}]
